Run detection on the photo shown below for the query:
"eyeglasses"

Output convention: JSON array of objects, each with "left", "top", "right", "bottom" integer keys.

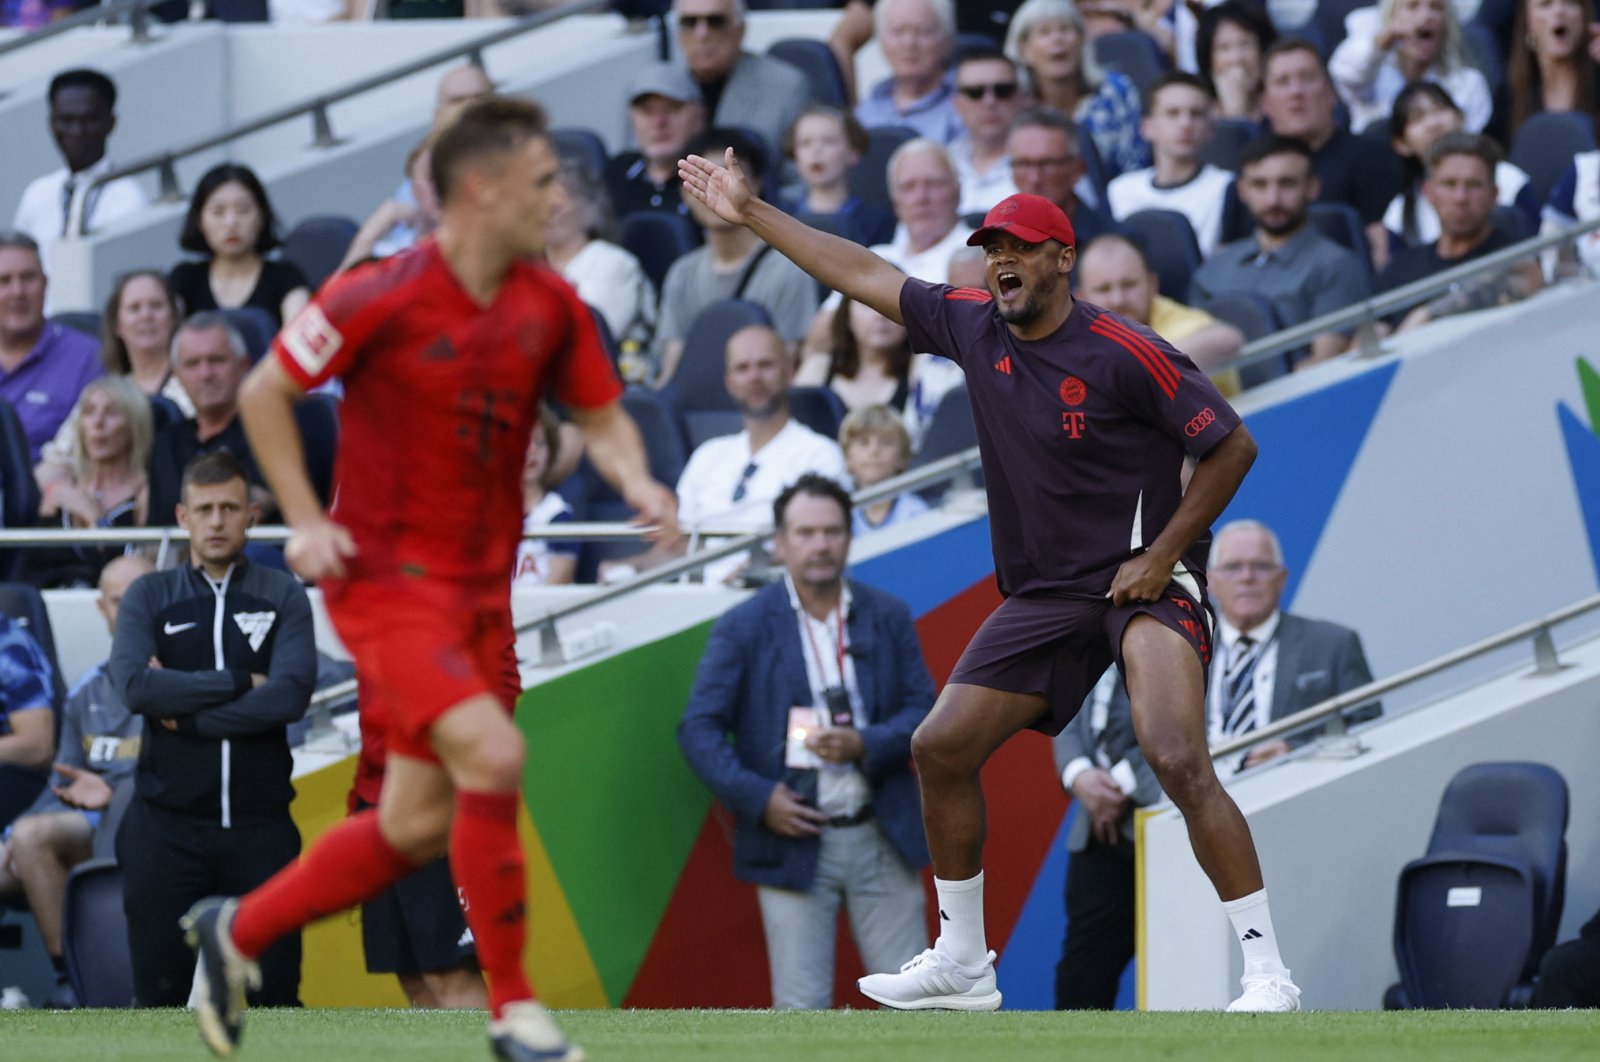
[
  {"left": 1214, "top": 560, "right": 1282, "bottom": 578},
  {"left": 958, "top": 83, "right": 1020, "bottom": 101},
  {"left": 1011, "top": 156, "right": 1077, "bottom": 171},
  {"left": 678, "top": 13, "right": 732, "bottom": 31},
  {"left": 731, "top": 461, "right": 758, "bottom": 503}
]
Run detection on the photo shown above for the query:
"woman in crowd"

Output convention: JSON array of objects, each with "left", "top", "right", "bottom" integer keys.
[
  {"left": 1196, "top": 1, "right": 1278, "bottom": 122},
  {"left": 1384, "top": 82, "right": 1540, "bottom": 249},
  {"left": 27, "top": 376, "right": 153, "bottom": 588},
  {"left": 1502, "top": 0, "right": 1600, "bottom": 140},
  {"left": 543, "top": 160, "right": 656, "bottom": 378},
  {"left": 797, "top": 298, "right": 916, "bottom": 413},
  {"left": 169, "top": 163, "right": 309, "bottom": 328},
  {"left": 37, "top": 270, "right": 188, "bottom": 485},
  {"left": 512, "top": 410, "right": 579, "bottom": 588},
  {"left": 839, "top": 404, "right": 929, "bottom": 538},
  {"left": 1329, "top": 0, "right": 1492, "bottom": 134},
  {"left": 1541, "top": 147, "right": 1600, "bottom": 278},
  {"left": 1006, "top": 0, "right": 1150, "bottom": 178}
]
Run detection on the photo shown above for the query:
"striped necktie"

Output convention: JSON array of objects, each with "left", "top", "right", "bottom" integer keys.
[{"left": 1222, "top": 635, "right": 1262, "bottom": 737}]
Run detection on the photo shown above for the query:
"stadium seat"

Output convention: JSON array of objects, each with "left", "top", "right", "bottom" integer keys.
[
  {"left": 572, "top": 387, "right": 688, "bottom": 581},
  {"left": 292, "top": 392, "right": 340, "bottom": 508},
  {"left": 224, "top": 306, "right": 278, "bottom": 363},
  {"left": 619, "top": 210, "right": 701, "bottom": 297},
  {"left": 1386, "top": 762, "right": 1568, "bottom": 1009},
  {"left": 1307, "top": 202, "right": 1373, "bottom": 283},
  {"left": 849, "top": 125, "right": 918, "bottom": 214},
  {"left": 666, "top": 299, "right": 772, "bottom": 450},
  {"left": 1510, "top": 112, "right": 1598, "bottom": 205},
  {"left": 281, "top": 215, "right": 359, "bottom": 294},
  {"left": 909, "top": 383, "right": 977, "bottom": 489},
  {"left": 1309, "top": 0, "right": 1368, "bottom": 56},
  {"left": 787, "top": 385, "right": 847, "bottom": 443},
  {"left": 1093, "top": 31, "right": 1169, "bottom": 98},
  {"left": 0, "top": 399, "right": 40, "bottom": 581},
  {"left": 62, "top": 858, "right": 135, "bottom": 1008},
  {"left": 768, "top": 38, "right": 849, "bottom": 109},
  {"left": 549, "top": 127, "right": 610, "bottom": 179},
  {"left": 1462, "top": 21, "right": 1504, "bottom": 91},
  {"left": 1077, "top": 123, "right": 1111, "bottom": 210},
  {"left": 1121, "top": 209, "right": 1203, "bottom": 306},
  {"left": 1200, "top": 118, "right": 1257, "bottom": 172},
  {"left": 50, "top": 311, "right": 102, "bottom": 340}
]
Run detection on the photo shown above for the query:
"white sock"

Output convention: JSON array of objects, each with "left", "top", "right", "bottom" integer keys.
[
  {"left": 934, "top": 872, "right": 988, "bottom": 966},
  {"left": 1223, "top": 888, "right": 1287, "bottom": 972}
]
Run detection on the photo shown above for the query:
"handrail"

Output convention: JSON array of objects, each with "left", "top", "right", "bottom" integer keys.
[
  {"left": 1209, "top": 591, "right": 1600, "bottom": 762},
  {"left": 1211, "top": 214, "right": 1600, "bottom": 379},
  {"left": 303, "top": 446, "right": 985, "bottom": 709},
  {"left": 74, "top": 0, "right": 610, "bottom": 221},
  {"left": 0, "top": 0, "right": 171, "bottom": 63}
]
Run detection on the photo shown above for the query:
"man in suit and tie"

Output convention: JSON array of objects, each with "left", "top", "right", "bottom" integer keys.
[
  {"left": 678, "top": 473, "right": 935, "bottom": 1009},
  {"left": 1051, "top": 669, "right": 1162, "bottom": 1009},
  {"left": 1208, "top": 519, "right": 1379, "bottom": 769}
]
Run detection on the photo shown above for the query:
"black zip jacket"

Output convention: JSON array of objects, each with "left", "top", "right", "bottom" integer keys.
[{"left": 109, "top": 557, "right": 315, "bottom": 827}]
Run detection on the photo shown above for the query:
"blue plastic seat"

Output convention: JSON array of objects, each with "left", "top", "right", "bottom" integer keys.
[
  {"left": 1509, "top": 112, "right": 1597, "bottom": 205},
  {"left": 767, "top": 38, "right": 848, "bottom": 108},
  {"left": 619, "top": 210, "right": 701, "bottom": 298},
  {"left": 1121, "top": 209, "right": 1203, "bottom": 303},
  {"left": 63, "top": 859, "right": 135, "bottom": 1007},
  {"left": 665, "top": 299, "right": 773, "bottom": 450},
  {"left": 1093, "top": 31, "right": 1169, "bottom": 97},
  {"left": 281, "top": 215, "right": 358, "bottom": 294},
  {"left": 849, "top": 125, "right": 918, "bottom": 215}
]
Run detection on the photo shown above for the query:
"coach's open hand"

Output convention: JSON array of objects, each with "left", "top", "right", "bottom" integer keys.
[
  {"left": 678, "top": 148, "right": 756, "bottom": 227},
  {"left": 286, "top": 517, "right": 358, "bottom": 581}
]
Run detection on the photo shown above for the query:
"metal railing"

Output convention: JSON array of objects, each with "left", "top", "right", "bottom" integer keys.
[
  {"left": 0, "top": 0, "right": 173, "bottom": 64},
  {"left": 1212, "top": 214, "right": 1600, "bottom": 380},
  {"left": 1209, "top": 592, "right": 1600, "bottom": 763},
  {"left": 70, "top": 0, "right": 609, "bottom": 222}
]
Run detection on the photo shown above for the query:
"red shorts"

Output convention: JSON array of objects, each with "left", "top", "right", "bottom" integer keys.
[
  {"left": 326, "top": 578, "right": 521, "bottom": 764},
  {"left": 947, "top": 574, "right": 1212, "bottom": 736}
]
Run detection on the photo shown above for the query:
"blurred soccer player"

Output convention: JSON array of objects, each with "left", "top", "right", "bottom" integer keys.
[
  {"left": 181, "top": 97, "right": 677, "bottom": 1061},
  {"left": 679, "top": 149, "right": 1300, "bottom": 1012}
]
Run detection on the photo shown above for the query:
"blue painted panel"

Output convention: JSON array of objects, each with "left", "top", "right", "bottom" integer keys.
[
  {"left": 1558, "top": 403, "right": 1600, "bottom": 587},
  {"left": 852, "top": 516, "right": 996, "bottom": 619}
]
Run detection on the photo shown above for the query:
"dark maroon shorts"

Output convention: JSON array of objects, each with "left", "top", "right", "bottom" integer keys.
[{"left": 947, "top": 577, "right": 1213, "bottom": 735}]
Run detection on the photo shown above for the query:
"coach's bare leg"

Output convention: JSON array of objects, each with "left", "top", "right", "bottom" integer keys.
[
  {"left": 911, "top": 684, "right": 1047, "bottom": 879},
  {"left": 1121, "top": 616, "right": 1262, "bottom": 900}
]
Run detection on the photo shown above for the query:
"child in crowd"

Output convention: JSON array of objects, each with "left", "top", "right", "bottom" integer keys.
[
  {"left": 780, "top": 105, "right": 897, "bottom": 249},
  {"left": 840, "top": 405, "right": 929, "bottom": 538},
  {"left": 1384, "top": 81, "right": 1540, "bottom": 249},
  {"left": 1106, "top": 72, "right": 1235, "bottom": 257},
  {"left": 512, "top": 410, "right": 578, "bottom": 588}
]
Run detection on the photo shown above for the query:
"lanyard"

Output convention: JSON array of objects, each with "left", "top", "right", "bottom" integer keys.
[{"left": 800, "top": 598, "right": 848, "bottom": 690}]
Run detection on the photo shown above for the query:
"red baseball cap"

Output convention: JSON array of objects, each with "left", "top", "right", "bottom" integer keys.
[{"left": 966, "top": 193, "right": 1077, "bottom": 249}]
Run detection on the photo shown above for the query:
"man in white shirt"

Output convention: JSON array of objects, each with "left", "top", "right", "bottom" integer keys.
[
  {"left": 948, "top": 48, "right": 1022, "bottom": 217},
  {"left": 1207, "top": 519, "right": 1379, "bottom": 770},
  {"left": 12, "top": 70, "right": 148, "bottom": 289},
  {"left": 1106, "top": 73, "right": 1234, "bottom": 258},
  {"left": 616, "top": 324, "right": 845, "bottom": 584}
]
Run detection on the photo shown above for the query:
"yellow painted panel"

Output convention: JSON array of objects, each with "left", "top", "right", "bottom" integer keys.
[{"left": 518, "top": 806, "right": 608, "bottom": 1008}]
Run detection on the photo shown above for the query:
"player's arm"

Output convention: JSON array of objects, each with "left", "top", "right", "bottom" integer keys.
[
  {"left": 1108, "top": 424, "right": 1257, "bottom": 606},
  {"left": 239, "top": 357, "right": 355, "bottom": 580},
  {"left": 566, "top": 400, "right": 679, "bottom": 543},
  {"left": 679, "top": 149, "right": 909, "bottom": 324}
]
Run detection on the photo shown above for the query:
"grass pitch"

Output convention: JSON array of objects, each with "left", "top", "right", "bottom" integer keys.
[{"left": 3, "top": 1007, "right": 1598, "bottom": 1062}]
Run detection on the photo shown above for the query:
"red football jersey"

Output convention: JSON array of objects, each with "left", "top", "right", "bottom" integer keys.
[{"left": 272, "top": 241, "right": 621, "bottom": 597}]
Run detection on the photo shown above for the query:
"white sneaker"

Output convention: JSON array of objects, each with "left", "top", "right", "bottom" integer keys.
[
  {"left": 857, "top": 939, "right": 1002, "bottom": 1011},
  {"left": 488, "top": 1000, "right": 586, "bottom": 1062},
  {"left": 1226, "top": 962, "right": 1302, "bottom": 1012}
]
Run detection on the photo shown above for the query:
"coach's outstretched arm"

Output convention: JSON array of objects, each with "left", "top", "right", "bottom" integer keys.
[{"left": 679, "top": 149, "right": 909, "bottom": 324}]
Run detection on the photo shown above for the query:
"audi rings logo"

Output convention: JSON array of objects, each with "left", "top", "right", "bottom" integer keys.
[{"left": 1184, "top": 408, "right": 1216, "bottom": 437}]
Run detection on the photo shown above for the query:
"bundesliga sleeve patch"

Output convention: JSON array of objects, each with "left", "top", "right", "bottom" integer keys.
[{"left": 281, "top": 304, "right": 343, "bottom": 377}]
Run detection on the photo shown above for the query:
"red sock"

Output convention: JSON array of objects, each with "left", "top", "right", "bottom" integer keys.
[
  {"left": 232, "top": 811, "right": 418, "bottom": 958},
  {"left": 451, "top": 789, "right": 534, "bottom": 1018}
]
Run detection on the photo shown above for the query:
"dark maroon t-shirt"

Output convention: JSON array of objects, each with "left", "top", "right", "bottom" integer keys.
[{"left": 899, "top": 279, "right": 1242, "bottom": 598}]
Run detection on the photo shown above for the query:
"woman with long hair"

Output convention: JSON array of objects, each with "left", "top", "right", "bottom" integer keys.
[
  {"left": 797, "top": 298, "right": 915, "bottom": 413},
  {"left": 1005, "top": 0, "right": 1150, "bottom": 178},
  {"left": 1503, "top": 0, "right": 1600, "bottom": 139},
  {"left": 1329, "top": 0, "right": 1492, "bottom": 133},
  {"left": 169, "top": 163, "right": 309, "bottom": 328}
]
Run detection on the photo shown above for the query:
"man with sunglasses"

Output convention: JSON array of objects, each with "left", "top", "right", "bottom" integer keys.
[
  {"left": 949, "top": 48, "right": 1024, "bottom": 216},
  {"left": 673, "top": 0, "right": 813, "bottom": 161}
]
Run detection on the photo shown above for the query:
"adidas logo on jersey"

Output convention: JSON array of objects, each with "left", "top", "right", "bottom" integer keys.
[{"left": 994, "top": 356, "right": 1012, "bottom": 375}]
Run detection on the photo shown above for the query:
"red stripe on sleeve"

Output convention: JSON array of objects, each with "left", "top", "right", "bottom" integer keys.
[
  {"left": 1092, "top": 315, "right": 1182, "bottom": 391},
  {"left": 944, "top": 287, "right": 993, "bottom": 302},
  {"left": 1089, "top": 317, "right": 1180, "bottom": 398}
]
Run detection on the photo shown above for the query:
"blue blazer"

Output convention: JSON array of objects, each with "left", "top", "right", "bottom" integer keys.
[{"left": 677, "top": 579, "right": 935, "bottom": 891}]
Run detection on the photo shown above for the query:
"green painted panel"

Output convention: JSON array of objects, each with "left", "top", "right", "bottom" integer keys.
[
  {"left": 1580, "top": 357, "right": 1600, "bottom": 436},
  {"left": 515, "top": 620, "right": 717, "bottom": 1003}
]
